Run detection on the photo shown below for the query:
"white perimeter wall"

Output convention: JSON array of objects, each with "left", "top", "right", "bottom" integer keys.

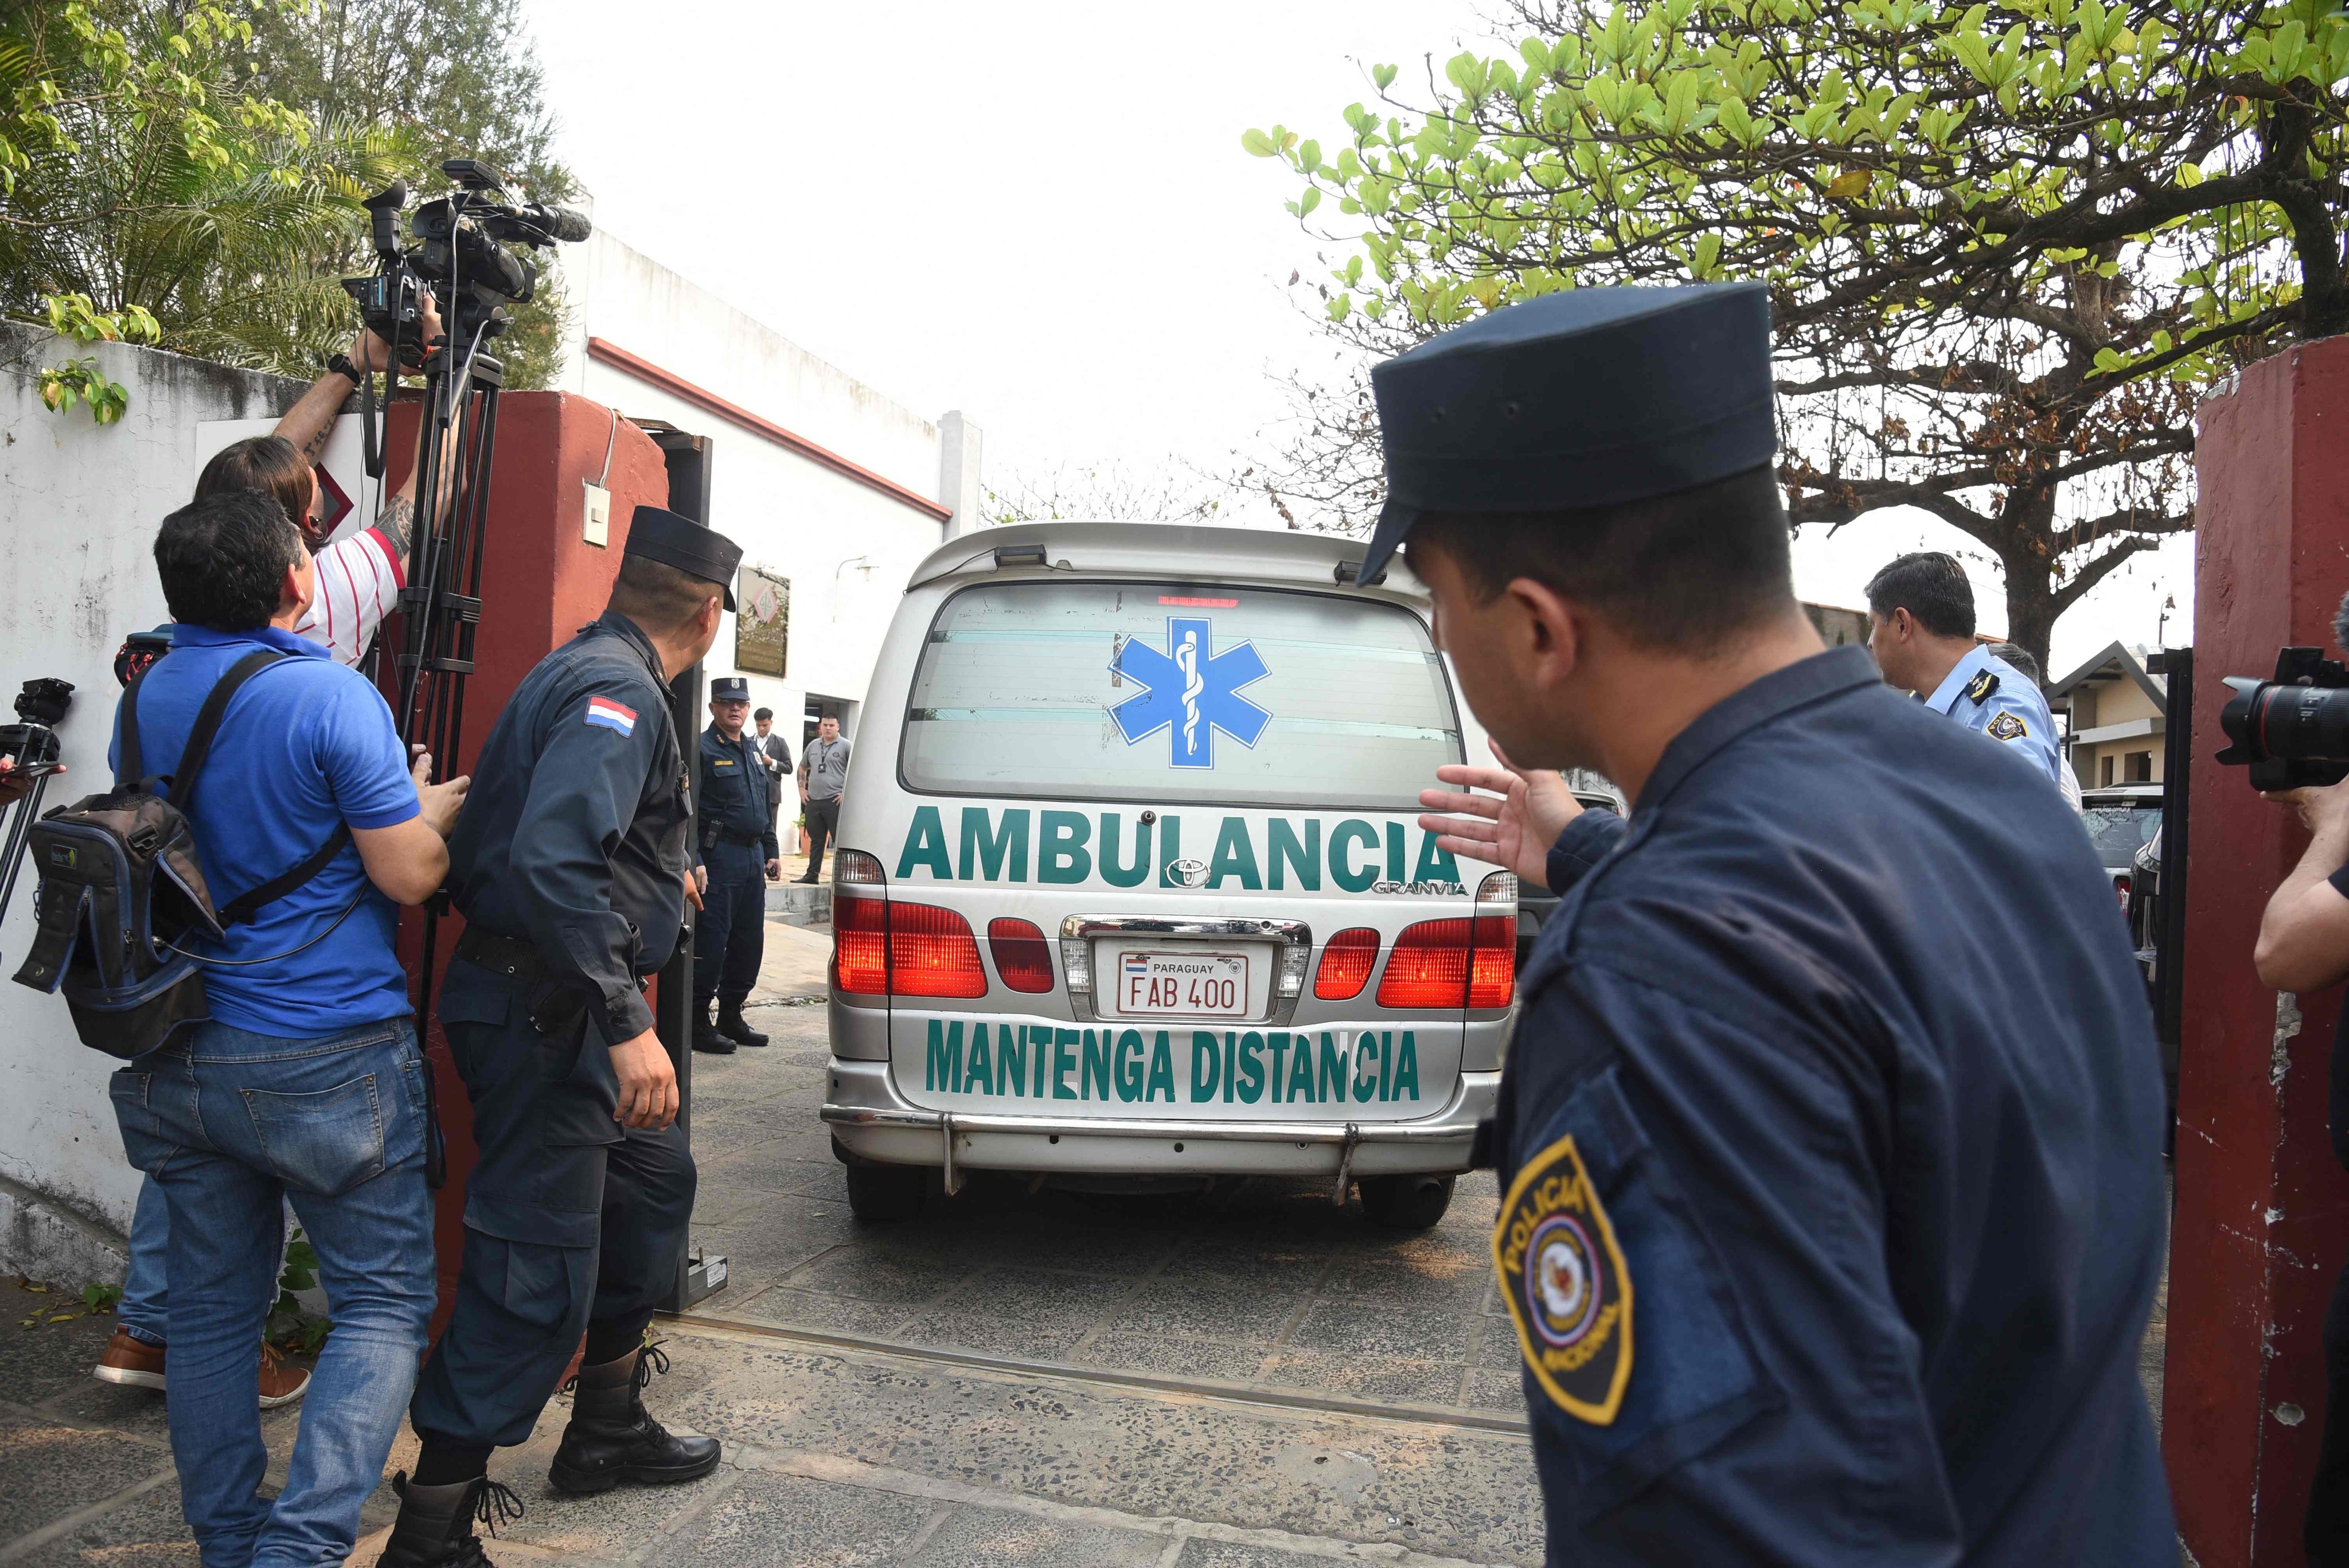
[
  {"left": 0, "top": 326, "right": 311, "bottom": 1283},
  {"left": 0, "top": 251, "right": 975, "bottom": 1278},
  {"left": 556, "top": 231, "right": 966, "bottom": 751}
]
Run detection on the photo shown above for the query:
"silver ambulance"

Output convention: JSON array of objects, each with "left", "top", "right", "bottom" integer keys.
[{"left": 820, "top": 522, "right": 1513, "bottom": 1230}]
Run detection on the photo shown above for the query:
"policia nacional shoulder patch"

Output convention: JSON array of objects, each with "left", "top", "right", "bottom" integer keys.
[
  {"left": 1985, "top": 711, "right": 2027, "bottom": 740},
  {"left": 1493, "top": 1133, "right": 1633, "bottom": 1424}
]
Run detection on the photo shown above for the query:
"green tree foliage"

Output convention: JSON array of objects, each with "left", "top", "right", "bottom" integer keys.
[
  {"left": 244, "top": 0, "right": 574, "bottom": 387},
  {"left": 249, "top": 0, "right": 567, "bottom": 199},
  {"left": 33, "top": 288, "right": 157, "bottom": 421},
  {"left": 1, "top": 0, "right": 573, "bottom": 404},
  {"left": 1247, "top": 0, "right": 2348, "bottom": 663},
  {"left": 0, "top": 0, "right": 401, "bottom": 408}
]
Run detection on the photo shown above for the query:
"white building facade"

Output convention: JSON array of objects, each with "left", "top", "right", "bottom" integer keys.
[{"left": 555, "top": 231, "right": 984, "bottom": 759}]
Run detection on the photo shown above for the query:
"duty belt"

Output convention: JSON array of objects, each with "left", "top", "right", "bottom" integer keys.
[
  {"left": 451, "top": 925, "right": 551, "bottom": 985},
  {"left": 452, "top": 926, "right": 650, "bottom": 1041},
  {"left": 709, "top": 826, "right": 766, "bottom": 846},
  {"left": 454, "top": 924, "right": 658, "bottom": 986}
]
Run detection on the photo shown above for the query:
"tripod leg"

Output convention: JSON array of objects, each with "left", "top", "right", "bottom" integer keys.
[{"left": 0, "top": 774, "right": 53, "bottom": 931}]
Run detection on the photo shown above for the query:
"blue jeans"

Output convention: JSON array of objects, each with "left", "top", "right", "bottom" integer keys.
[
  {"left": 112, "top": 1017, "right": 436, "bottom": 1568},
  {"left": 118, "top": 1175, "right": 170, "bottom": 1345},
  {"left": 116, "top": 1176, "right": 284, "bottom": 1347}
]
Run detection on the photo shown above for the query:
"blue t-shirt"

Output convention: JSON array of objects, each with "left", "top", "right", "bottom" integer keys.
[{"left": 109, "top": 625, "right": 420, "bottom": 1035}]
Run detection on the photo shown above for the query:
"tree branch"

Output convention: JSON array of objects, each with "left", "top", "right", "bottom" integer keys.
[{"left": 2052, "top": 535, "right": 2165, "bottom": 615}]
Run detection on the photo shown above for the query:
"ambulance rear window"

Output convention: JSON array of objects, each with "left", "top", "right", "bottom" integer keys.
[{"left": 900, "top": 582, "right": 1461, "bottom": 809}]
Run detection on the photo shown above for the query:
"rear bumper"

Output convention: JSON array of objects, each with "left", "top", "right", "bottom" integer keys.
[{"left": 821, "top": 1055, "right": 1497, "bottom": 1183}]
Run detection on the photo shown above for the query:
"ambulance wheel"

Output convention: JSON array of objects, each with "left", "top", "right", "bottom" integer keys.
[
  {"left": 846, "top": 1162, "right": 926, "bottom": 1222},
  {"left": 1359, "top": 1174, "right": 1454, "bottom": 1231}
]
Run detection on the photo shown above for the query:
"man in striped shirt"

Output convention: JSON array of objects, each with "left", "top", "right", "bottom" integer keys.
[{"left": 193, "top": 294, "right": 447, "bottom": 668}]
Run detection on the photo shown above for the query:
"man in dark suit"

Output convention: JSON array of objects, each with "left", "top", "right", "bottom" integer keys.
[{"left": 750, "top": 706, "right": 791, "bottom": 838}]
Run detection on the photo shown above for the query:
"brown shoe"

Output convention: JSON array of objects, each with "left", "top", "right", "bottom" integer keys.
[
  {"left": 93, "top": 1326, "right": 166, "bottom": 1391},
  {"left": 257, "top": 1342, "right": 310, "bottom": 1409}
]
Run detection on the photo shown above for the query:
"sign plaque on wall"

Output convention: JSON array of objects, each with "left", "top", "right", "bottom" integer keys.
[{"left": 735, "top": 566, "right": 790, "bottom": 677}]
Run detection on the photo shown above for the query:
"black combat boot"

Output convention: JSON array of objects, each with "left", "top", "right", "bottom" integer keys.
[
  {"left": 690, "top": 1000, "right": 733, "bottom": 1055},
  {"left": 716, "top": 1001, "right": 768, "bottom": 1047},
  {"left": 372, "top": 1472, "right": 523, "bottom": 1567},
  {"left": 547, "top": 1343, "right": 721, "bottom": 1495}
]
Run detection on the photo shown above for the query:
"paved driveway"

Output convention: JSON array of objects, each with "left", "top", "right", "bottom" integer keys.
[
  {"left": 684, "top": 1003, "right": 1525, "bottom": 1426},
  {"left": 0, "top": 920, "right": 1544, "bottom": 1567}
]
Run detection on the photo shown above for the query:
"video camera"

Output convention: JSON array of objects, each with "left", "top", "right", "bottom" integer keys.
[
  {"left": 342, "top": 158, "right": 590, "bottom": 369},
  {"left": 2217, "top": 648, "right": 2349, "bottom": 791}
]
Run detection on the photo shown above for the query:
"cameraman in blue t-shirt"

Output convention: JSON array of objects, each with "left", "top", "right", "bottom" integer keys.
[{"left": 104, "top": 491, "right": 467, "bottom": 1568}]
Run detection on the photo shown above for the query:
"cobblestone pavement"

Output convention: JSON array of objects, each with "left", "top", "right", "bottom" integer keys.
[
  {"left": 0, "top": 915, "right": 1544, "bottom": 1565},
  {"left": 0, "top": 912, "right": 2176, "bottom": 1566},
  {"left": 690, "top": 929, "right": 1529, "bottom": 1423}
]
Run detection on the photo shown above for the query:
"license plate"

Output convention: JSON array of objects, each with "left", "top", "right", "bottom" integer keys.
[{"left": 1116, "top": 951, "right": 1249, "bottom": 1018}]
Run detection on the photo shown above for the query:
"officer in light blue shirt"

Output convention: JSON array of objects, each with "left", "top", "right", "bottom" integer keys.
[{"left": 1864, "top": 551, "right": 2066, "bottom": 786}]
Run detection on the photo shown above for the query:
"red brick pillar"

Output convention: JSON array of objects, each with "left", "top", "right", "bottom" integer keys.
[
  {"left": 376, "top": 392, "right": 673, "bottom": 1337},
  {"left": 2167, "top": 334, "right": 2349, "bottom": 1563}
]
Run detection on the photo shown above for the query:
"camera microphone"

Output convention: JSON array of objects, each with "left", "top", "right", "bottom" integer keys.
[{"left": 516, "top": 203, "right": 592, "bottom": 244}]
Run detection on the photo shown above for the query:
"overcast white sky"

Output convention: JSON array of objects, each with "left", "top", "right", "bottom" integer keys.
[{"left": 520, "top": 0, "right": 2192, "bottom": 679}]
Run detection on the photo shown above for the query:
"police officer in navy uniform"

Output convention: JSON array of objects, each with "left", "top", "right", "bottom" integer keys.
[
  {"left": 1396, "top": 287, "right": 2175, "bottom": 1564},
  {"left": 376, "top": 506, "right": 735, "bottom": 1567},
  {"left": 692, "top": 675, "right": 779, "bottom": 1054}
]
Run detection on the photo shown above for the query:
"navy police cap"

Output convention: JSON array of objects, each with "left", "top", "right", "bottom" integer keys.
[
  {"left": 710, "top": 676, "right": 750, "bottom": 701},
  {"left": 1359, "top": 284, "right": 1777, "bottom": 580},
  {"left": 625, "top": 505, "right": 743, "bottom": 611}
]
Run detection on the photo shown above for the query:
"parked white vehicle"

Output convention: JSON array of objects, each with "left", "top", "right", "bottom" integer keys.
[{"left": 818, "top": 522, "right": 1513, "bottom": 1230}]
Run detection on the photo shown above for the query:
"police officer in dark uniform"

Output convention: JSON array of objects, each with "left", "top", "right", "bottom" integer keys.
[
  {"left": 375, "top": 506, "right": 737, "bottom": 1567},
  {"left": 692, "top": 676, "right": 779, "bottom": 1054},
  {"left": 1392, "top": 288, "right": 2175, "bottom": 1564}
]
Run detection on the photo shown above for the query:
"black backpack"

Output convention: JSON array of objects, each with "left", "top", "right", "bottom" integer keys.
[{"left": 11, "top": 650, "right": 352, "bottom": 1059}]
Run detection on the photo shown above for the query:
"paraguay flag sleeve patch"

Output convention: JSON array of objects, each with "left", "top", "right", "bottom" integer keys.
[
  {"left": 1493, "top": 1132, "right": 1633, "bottom": 1425},
  {"left": 583, "top": 696, "right": 638, "bottom": 736}
]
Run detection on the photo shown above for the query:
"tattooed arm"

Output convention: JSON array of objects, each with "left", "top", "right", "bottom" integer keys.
[
  {"left": 276, "top": 289, "right": 446, "bottom": 481},
  {"left": 381, "top": 378, "right": 465, "bottom": 565},
  {"left": 376, "top": 491, "right": 417, "bottom": 561},
  {"left": 272, "top": 358, "right": 359, "bottom": 467}
]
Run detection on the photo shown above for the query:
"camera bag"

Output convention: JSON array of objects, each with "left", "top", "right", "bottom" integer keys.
[{"left": 11, "top": 650, "right": 349, "bottom": 1058}]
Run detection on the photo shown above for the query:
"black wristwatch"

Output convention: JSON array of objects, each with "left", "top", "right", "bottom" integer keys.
[{"left": 325, "top": 352, "right": 362, "bottom": 384}]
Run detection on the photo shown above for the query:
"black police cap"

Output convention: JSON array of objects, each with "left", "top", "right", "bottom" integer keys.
[
  {"left": 710, "top": 676, "right": 750, "bottom": 701},
  {"left": 624, "top": 505, "right": 743, "bottom": 611},
  {"left": 1359, "top": 284, "right": 1777, "bottom": 580}
]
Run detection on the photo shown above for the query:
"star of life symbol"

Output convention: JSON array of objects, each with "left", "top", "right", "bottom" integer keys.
[{"left": 1107, "top": 616, "right": 1271, "bottom": 769}]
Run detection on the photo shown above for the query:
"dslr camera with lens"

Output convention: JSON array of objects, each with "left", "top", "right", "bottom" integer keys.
[{"left": 2218, "top": 646, "right": 2349, "bottom": 790}]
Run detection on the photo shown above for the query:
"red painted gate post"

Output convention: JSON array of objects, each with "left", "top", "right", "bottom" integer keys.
[
  {"left": 2167, "top": 334, "right": 2349, "bottom": 1563},
  {"left": 379, "top": 392, "right": 674, "bottom": 1340}
]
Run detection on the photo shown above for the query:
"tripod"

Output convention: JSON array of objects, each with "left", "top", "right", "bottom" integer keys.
[
  {"left": 366, "top": 284, "right": 504, "bottom": 1188},
  {"left": 0, "top": 679, "right": 73, "bottom": 939}
]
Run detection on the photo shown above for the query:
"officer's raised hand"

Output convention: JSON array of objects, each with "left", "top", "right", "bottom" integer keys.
[
  {"left": 609, "top": 1027, "right": 678, "bottom": 1129},
  {"left": 1417, "top": 738, "right": 1582, "bottom": 890}
]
